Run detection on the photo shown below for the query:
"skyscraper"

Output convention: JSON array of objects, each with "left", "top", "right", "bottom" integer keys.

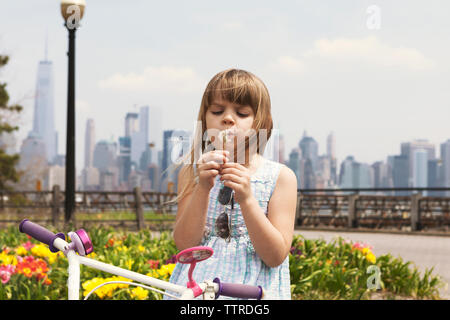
[
  {"left": 84, "top": 119, "right": 95, "bottom": 168},
  {"left": 93, "top": 140, "right": 119, "bottom": 190},
  {"left": 412, "top": 149, "right": 428, "bottom": 194},
  {"left": 372, "top": 161, "right": 393, "bottom": 189},
  {"left": 287, "top": 148, "right": 302, "bottom": 189},
  {"left": 131, "top": 106, "right": 149, "bottom": 165},
  {"left": 441, "top": 140, "right": 450, "bottom": 196},
  {"left": 401, "top": 140, "right": 435, "bottom": 187},
  {"left": 93, "top": 140, "right": 117, "bottom": 172},
  {"left": 392, "top": 155, "right": 409, "bottom": 195},
  {"left": 148, "top": 105, "right": 162, "bottom": 165},
  {"left": 125, "top": 113, "right": 139, "bottom": 137},
  {"left": 326, "top": 132, "right": 336, "bottom": 160},
  {"left": 339, "top": 156, "right": 355, "bottom": 188},
  {"left": 326, "top": 132, "right": 337, "bottom": 186},
  {"left": 299, "top": 131, "right": 319, "bottom": 172},
  {"left": 428, "top": 159, "right": 443, "bottom": 197},
  {"left": 31, "top": 52, "right": 57, "bottom": 164}
]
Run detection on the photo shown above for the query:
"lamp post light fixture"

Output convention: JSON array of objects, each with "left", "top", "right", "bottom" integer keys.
[{"left": 60, "top": 0, "right": 86, "bottom": 224}]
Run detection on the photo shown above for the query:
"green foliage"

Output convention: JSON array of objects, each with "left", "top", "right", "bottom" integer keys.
[
  {"left": 289, "top": 235, "right": 445, "bottom": 300},
  {"left": 0, "top": 54, "right": 23, "bottom": 190},
  {"left": 0, "top": 225, "right": 446, "bottom": 300}
]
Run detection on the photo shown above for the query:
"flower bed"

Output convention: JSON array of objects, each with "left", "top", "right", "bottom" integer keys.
[{"left": 0, "top": 226, "right": 445, "bottom": 300}]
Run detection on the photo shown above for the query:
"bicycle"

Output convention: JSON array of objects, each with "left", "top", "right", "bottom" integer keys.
[{"left": 18, "top": 219, "right": 266, "bottom": 300}]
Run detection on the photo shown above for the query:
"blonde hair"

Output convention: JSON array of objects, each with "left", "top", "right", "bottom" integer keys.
[{"left": 163, "top": 68, "right": 273, "bottom": 205}]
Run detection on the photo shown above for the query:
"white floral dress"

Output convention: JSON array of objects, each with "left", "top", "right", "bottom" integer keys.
[{"left": 165, "top": 157, "right": 291, "bottom": 300}]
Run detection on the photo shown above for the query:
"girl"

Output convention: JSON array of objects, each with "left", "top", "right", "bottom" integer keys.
[{"left": 166, "top": 69, "right": 297, "bottom": 299}]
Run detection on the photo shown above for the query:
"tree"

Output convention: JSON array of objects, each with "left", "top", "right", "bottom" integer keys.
[{"left": 0, "top": 55, "right": 23, "bottom": 190}]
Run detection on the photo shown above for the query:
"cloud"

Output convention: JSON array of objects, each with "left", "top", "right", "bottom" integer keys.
[
  {"left": 269, "top": 55, "right": 306, "bottom": 74},
  {"left": 98, "top": 66, "right": 205, "bottom": 94},
  {"left": 269, "top": 36, "right": 436, "bottom": 75},
  {"left": 304, "top": 36, "right": 436, "bottom": 71}
]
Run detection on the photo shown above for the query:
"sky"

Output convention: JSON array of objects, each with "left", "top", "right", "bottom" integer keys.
[{"left": 1, "top": 0, "right": 450, "bottom": 173}]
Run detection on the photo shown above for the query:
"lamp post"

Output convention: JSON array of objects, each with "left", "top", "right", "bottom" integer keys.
[{"left": 60, "top": 0, "right": 86, "bottom": 223}]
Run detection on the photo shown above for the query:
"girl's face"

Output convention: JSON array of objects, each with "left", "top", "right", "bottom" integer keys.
[{"left": 205, "top": 97, "right": 255, "bottom": 152}]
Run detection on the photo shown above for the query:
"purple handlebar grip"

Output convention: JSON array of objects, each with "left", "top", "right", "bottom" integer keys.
[
  {"left": 213, "top": 278, "right": 263, "bottom": 300},
  {"left": 19, "top": 219, "right": 65, "bottom": 253}
]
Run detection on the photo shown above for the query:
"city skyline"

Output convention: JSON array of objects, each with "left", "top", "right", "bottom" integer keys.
[
  {"left": 1, "top": 1, "right": 450, "bottom": 173},
  {"left": 10, "top": 95, "right": 450, "bottom": 192}
]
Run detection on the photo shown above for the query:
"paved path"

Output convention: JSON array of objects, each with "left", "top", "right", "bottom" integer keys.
[{"left": 294, "top": 229, "right": 450, "bottom": 299}]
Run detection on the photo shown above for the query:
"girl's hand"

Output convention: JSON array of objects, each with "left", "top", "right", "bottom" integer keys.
[
  {"left": 196, "top": 150, "right": 230, "bottom": 191},
  {"left": 219, "top": 162, "right": 253, "bottom": 204}
]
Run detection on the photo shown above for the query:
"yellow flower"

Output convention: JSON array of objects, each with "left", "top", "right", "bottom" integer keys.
[
  {"left": 0, "top": 252, "right": 18, "bottom": 266},
  {"left": 138, "top": 245, "right": 145, "bottom": 253},
  {"left": 31, "top": 244, "right": 61, "bottom": 263},
  {"left": 82, "top": 276, "right": 131, "bottom": 299},
  {"left": 130, "top": 286, "right": 149, "bottom": 300},
  {"left": 31, "top": 244, "right": 52, "bottom": 258},
  {"left": 146, "top": 264, "right": 176, "bottom": 280},
  {"left": 15, "top": 246, "right": 28, "bottom": 256},
  {"left": 366, "top": 253, "right": 377, "bottom": 264},
  {"left": 362, "top": 248, "right": 370, "bottom": 256},
  {"left": 116, "top": 245, "right": 128, "bottom": 252},
  {"left": 125, "top": 259, "right": 134, "bottom": 269},
  {"left": 158, "top": 264, "right": 176, "bottom": 278}
]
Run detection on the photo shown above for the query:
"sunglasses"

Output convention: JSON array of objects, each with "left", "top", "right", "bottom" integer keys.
[{"left": 215, "top": 183, "right": 234, "bottom": 240}]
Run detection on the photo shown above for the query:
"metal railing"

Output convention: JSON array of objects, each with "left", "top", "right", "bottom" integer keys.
[
  {"left": 0, "top": 186, "right": 177, "bottom": 230},
  {"left": 1, "top": 187, "right": 449, "bottom": 232},
  {"left": 296, "top": 188, "right": 450, "bottom": 231}
]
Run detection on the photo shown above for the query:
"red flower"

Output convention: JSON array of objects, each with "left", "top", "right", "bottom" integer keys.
[
  {"left": 147, "top": 259, "right": 160, "bottom": 269},
  {"left": 105, "top": 238, "right": 115, "bottom": 248}
]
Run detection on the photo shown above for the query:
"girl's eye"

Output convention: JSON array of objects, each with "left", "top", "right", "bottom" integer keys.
[{"left": 211, "top": 111, "right": 249, "bottom": 117}]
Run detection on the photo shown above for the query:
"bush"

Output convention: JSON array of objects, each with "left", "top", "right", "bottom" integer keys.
[{"left": 0, "top": 226, "right": 445, "bottom": 300}]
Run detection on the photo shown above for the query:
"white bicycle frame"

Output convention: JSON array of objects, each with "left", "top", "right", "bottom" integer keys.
[{"left": 52, "top": 237, "right": 218, "bottom": 300}]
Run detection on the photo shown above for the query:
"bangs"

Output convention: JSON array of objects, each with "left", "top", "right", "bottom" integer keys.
[{"left": 205, "top": 69, "right": 262, "bottom": 112}]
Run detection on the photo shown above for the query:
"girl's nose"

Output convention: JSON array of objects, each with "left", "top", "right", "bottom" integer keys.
[{"left": 222, "top": 113, "right": 235, "bottom": 126}]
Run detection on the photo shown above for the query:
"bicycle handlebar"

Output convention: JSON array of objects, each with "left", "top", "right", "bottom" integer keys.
[
  {"left": 213, "top": 278, "right": 263, "bottom": 300},
  {"left": 19, "top": 219, "right": 65, "bottom": 253}
]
